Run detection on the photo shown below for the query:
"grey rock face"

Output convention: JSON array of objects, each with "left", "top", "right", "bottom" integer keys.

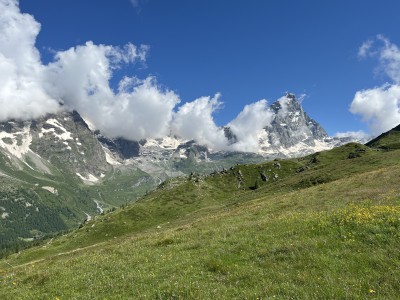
[
  {"left": 0, "top": 110, "right": 110, "bottom": 177},
  {"left": 265, "top": 93, "right": 328, "bottom": 150},
  {"left": 0, "top": 93, "right": 356, "bottom": 182},
  {"left": 97, "top": 93, "right": 344, "bottom": 163},
  {"left": 95, "top": 132, "right": 141, "bottom": 159},
  {"left": 176, "top": 140, "right": 209, "bottom": 160},
  {"left": 223, "top": 126, "right": 238, "bottom": 145}
]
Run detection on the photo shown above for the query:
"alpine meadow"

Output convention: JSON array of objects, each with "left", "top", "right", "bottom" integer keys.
[
  {"left": 1, "top": 0, "right": 400, "bottom": 299},
  {"left": 1, "top": 136, "right": 400, "bottom": 298}
]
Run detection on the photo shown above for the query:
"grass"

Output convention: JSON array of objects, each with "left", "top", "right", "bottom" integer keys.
[
  {"left": 367, "top": 124, "right": 400, "bottom": 150},
  {"left": 1, "top": 143, "right": 400, "bottom": 298},
  {"left": 0, "top": 147, "right": 161, "bottom": 253},
  {"left": 0, "top": 138, "right": 266, "bottom": 252}
]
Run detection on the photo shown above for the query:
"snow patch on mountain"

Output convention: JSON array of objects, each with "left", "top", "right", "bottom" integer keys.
[
  {"left": 0, "top": 94, "right": 366, "bottom": 190},
  {"left": 261, "top": 139, "right": 332, "bottom": 157},
  {"left": 76, "top": 172, "right": 99, "bottom": 184},
  {"left": 94, "top": 200, "right": 104, "bottom": 214},
  {"left": 25, "top": 151, "right": 52, "bottom": 174},
  {"left": 39, "top": 118, "right": 73, "bottom": 141},
  {"left": 0, "top": 124, "right": 32, "bottom": 158},
  {"left": 42, "top": 186, "right": 58, "bottom": 195},
  {"left": 102, "top": 146, "right": 121, "bottom": 165},
  {"left": 143, "top": 136, "right": 183, "bottom": 150}
]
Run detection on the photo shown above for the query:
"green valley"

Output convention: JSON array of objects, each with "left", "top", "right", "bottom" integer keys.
[{"left": 1, "top": 140, "right": 400, "bottom": 298}]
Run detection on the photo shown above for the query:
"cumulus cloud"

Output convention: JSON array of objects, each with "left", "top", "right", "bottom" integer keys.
[
  {"left": 350, "top": 35, "right": 400, "bottom": 136},
  {"left": 350, "top": 84, "right": 400, "bottom": 136},
  {"left": 228, "top": 100, "right": 274, "bottom": 152},
  {"left": 171, "top": 94, "right": 229, "bottom": 150},
  {"left": 0, "top": 0, "right": 283, "bottom": 152},
  {"left": 44, "top": 41, "right": 178, "bottom": 140},
  {"left": 0, "top": 0, "right": 60, "bottom": 121},
  {"left": 171, "top": 96, "right": 279, "bottom": 152},
  {"left": 0, "top": 0, "right": 179, "bottom": 140}
]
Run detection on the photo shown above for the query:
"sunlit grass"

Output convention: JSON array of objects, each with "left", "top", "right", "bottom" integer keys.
[
  {"left": 2, "top": 196, "right": 400, "bottom": 299},
  {"left": 1, "top": 145, "right": 400, "bottom": 298}
]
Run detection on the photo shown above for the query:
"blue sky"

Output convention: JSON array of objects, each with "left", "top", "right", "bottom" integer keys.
[{"left": 8, "top": 1, "right": 400, "bottom": 138}]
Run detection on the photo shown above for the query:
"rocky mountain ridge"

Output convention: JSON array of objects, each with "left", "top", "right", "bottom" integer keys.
[
  {"left": 108, "top": 93, "right": 353, "bottom": 165},
  {"left": 0, "top": 94, "right": 360, "bottom": 181},
  {"left": 0, "top": 93, "right": 360, "bottom": 250},
  {"left": 0, "top": 94, "right": 359, "bottom": 183}
]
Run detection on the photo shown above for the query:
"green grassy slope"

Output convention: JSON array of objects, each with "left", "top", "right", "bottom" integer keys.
[
  {"left": 0, "top": 149, "right": 159, "bottom": 255},
  {"left": 0, "top": 151, "right": 88, "bottom": 253},
  {"left": 1, "top": 143, "right": 400, "bottom": 298},
  {"left": 366, "top": 124, "right": 400, "bottom": 149}
]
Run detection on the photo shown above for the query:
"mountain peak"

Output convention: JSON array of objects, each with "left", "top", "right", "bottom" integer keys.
[
  {"left": 270, "top": 93, "right": 303, "bottom": 115},
  {"left": 258, "top": 93, "right": 328, "bottom": 154},
  {"left": 285, "top": 92, "right": 296, "bottom": 100}
]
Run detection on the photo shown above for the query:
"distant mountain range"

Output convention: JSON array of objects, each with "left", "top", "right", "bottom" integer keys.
[
  {"left": 0, "top": 93, "right": 364, "bottom": 250},
  {"left": 98, "top": 93, "right": 359, "bottom": 169},
  {"left": 2, "top": 124, "right": 400, "bottom": 298}
]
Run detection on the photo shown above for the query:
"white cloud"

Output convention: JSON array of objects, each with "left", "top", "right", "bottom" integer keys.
[
  {"left": 276, "top": 96, "right": 292, "bottom": 116},
  {"left": 358, "top": 35, "right": 400, "bottom": 83},
  {"left": 171, "top": 94, "right": 228, "bottom": 150},
  {"left": 228, "top": 100, "right": 274, "bottom": 152},
  {"left": 358, "top": 39, "right": 373, "bottom": 58},
  {"left": 46, "top": 42, "right": 179, "bottom": 140},
  {"left": 0, "top": 0, "right": 178, "bottom": 140},
  {"left": 0, "top": 0, "right": 316, "bottom": 154},
  {"left": 297, "top": 93, "right": 307, "bottom": 104},
  {"left": 350, "top": 84, "right": 400, "bottom": 136},
  {"left": 350, "top": 36, "right": 400, "bottom": 136},
  {"left": 376, "top": 35, "right": 400, "bottom": 83},
  {"left": 0, "top": 0, "right": 60, "bottom": 121},
  {"left": 334, "top": 130, "right": 370, "bottom": 142}
]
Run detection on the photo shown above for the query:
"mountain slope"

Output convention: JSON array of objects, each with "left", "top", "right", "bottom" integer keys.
[
  {"left": 366, "top": 123, "right": 400, "bottom": 149},
  {"left": 0, "top": 111, "right": 110, "bottom": 177},
  {"left": 225, "top": 93, "right": 339, "bottom": 157},
  {"left": 1, "top": 142, "right": 387, "bottom": 256},
  {"left": 1, "top": 143, "right": 400, "bottom": 298},
  {"left": 0, "top": 111, "right": 162, "bottom": 252},
  {"left": 0, "top": 94, "right": 359, "bottom": 253},
  {"left": 261, "top": 93, "right": 328, "bottom": 150}
]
